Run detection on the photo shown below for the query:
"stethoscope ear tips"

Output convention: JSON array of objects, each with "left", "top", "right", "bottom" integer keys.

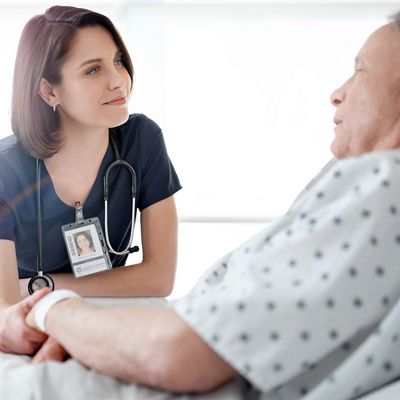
[{"left": 128, "top": 246, "right": 139, "bottom": 254}]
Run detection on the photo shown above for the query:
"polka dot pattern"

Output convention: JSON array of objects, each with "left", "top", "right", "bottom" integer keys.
[{"left": 173, "top": 151, "right": 400, "bottom": 399}]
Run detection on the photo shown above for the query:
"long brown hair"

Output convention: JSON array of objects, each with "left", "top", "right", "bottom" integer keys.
[{"left": 11, "top": 5, "right": 134, "bottom": 159}]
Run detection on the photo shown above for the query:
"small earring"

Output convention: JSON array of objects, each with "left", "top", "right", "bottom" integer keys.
[{"left": 53, "top": 104, "right": 57, "bottom": 112}]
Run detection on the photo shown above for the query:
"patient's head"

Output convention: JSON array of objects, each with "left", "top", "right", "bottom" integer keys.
[{"left": 330, "top": 14, "right": 400, "bottom": 159}]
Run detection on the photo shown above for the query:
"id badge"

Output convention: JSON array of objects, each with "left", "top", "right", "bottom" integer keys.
[{"left": 62, "top": 217, "right": 112, "bottom": 278}]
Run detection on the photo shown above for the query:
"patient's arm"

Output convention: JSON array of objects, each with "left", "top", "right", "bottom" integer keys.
[{"left": 26, "top": 299, "right": 235, "bottom": 393}]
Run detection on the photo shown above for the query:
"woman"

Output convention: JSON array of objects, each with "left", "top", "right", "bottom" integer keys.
[
  {"left": 0, "top": 5, "right": 181, "bottom": 355},
  {"left": 74, "top": 232, "right": 95, "bottom": 257}
]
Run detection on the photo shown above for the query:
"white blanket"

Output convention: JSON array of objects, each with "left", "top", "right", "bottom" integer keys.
[
  {"left": 0, "top": 351, "right": 242, "bottom": 400},
  {"left": 1, "top": 351, "right": 400, "bottom": 400}
]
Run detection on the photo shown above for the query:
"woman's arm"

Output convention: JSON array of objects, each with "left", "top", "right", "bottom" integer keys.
[
  {"left": 0, "top": 240, "right": 20, "bottom": 307},
  {"left": 0, "top": 240, "right": 48, "bottom": 353},
  {"left": 20, "top": 196, "right": 178, "bottom": 298}
]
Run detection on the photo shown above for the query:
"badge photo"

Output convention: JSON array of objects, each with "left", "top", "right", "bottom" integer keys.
[{"left": 62, "top": 218, "right": 112, "bottom": 278}]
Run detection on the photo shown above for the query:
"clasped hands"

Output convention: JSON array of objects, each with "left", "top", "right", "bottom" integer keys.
[{"left": 0, "top": 288, "right": 69, "bottom": 363}]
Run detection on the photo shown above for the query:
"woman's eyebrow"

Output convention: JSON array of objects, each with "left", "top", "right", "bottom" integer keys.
[{"left": 78, "top": 58, "right": 102, "bottom": 69}]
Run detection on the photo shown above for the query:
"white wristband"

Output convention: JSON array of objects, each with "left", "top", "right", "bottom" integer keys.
[{"left": 34, "top": 289, "right": 81, "bottom": 332}]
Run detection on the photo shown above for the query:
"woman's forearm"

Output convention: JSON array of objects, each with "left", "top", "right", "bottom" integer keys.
[
  {"left": 20, "top": 260, "right": 175, "bottom": 298},
  {"left": 19, "top": 198, "right": 178, "bottom": 298}
]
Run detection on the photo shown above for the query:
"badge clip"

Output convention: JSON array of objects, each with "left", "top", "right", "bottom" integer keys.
[{"left": 75, "top": 201, "right": 84, "bottom": 224}]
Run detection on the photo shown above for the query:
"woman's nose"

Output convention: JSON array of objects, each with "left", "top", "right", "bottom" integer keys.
[{"left": 108, "top": 69, "right": 127, "bottom": 91}]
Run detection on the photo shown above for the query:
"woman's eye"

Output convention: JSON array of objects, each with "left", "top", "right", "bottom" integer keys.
[
  {"left": 114, "top": 58, "right": 123, "bottom": 66},
  {"left": 87, "top": 66, "right": 101, "bottom": 76}
]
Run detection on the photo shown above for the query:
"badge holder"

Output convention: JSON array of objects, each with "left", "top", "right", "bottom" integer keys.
[{"left": 62, "top": 202, "right": 112, "bottom": 278}]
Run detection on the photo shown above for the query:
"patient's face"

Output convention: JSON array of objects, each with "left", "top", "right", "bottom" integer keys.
[{"left": 330, "top": 23, "right": 400, "bottom": 159}]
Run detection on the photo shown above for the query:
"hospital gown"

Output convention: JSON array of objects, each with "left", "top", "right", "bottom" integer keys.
[{"left": 173, "top": 150, "right": 400, "bottom": 400}]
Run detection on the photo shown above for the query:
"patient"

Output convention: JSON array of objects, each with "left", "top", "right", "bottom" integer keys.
[{"left": 15, "top": 11, "right": 400, "bottom": 400}]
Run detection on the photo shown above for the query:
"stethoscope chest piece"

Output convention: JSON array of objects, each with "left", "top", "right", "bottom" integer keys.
[{"left": 28, "top": 273, "right": 55, "bottom": 294}]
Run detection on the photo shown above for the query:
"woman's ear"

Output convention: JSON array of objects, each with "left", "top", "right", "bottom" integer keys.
[{"left": 38, "top": 78, "right": 58, "bottom": 108}]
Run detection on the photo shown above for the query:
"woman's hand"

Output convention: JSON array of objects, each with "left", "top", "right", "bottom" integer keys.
[
  {"left": 31, "top": 336, "right": 69, "bottom": 363},
  {"left": 0, "top": 289, "right": 50, "bottom": 355}
]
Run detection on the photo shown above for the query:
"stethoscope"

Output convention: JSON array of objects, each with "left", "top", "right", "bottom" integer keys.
[{"left": 28, "top": 135, "right": 138, "bottom": 294}]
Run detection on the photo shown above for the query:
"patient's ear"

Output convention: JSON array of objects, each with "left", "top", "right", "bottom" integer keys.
[{"left": 38, "top": 78, "right": 58, "bottom": 108}]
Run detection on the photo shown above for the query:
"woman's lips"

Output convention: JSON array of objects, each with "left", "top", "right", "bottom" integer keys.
[{"left": 104, "top": 96, "right": 127, "bottom": 105}]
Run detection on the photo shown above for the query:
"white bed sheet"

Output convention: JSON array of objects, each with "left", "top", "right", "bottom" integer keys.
[
  {"left": 0, "top": 351, "right": 242, "bottom": 400},
  {"left": 1, "top": 350, "right": 400, "bottom": 400}
]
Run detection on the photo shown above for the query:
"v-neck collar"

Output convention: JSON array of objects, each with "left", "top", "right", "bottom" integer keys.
[{"left": 38, "top": 142, "right": 114, "bottom": 217}]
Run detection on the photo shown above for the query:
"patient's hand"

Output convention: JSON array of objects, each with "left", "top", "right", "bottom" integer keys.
[
  {"left": 0, "top": 289, "right": 50, "bottom": 355},
  {"left": 24, "top": 296, "right": 70, "bottom": 363},
  {"left": 32, "top": 336, "right": 69, "bottom": 364}
]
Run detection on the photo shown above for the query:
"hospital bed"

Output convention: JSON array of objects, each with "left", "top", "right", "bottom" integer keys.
[
  {"left": 1, "top": 349, "right": 400, "bottom": 400},
  {"left": 0, "top": 297, "right": 399, "bottom": 400}
]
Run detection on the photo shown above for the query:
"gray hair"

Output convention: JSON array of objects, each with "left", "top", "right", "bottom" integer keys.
[{"left": 390, "top": 11, "right": 400, "bottom": 30}]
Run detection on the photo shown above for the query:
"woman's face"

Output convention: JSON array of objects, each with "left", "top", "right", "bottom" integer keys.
[
  {"left": 53, "top": 25, "right": 131, "bottom": 130},
  {"left": 77, "top": 234, "right": 90, "bottom": 251}
]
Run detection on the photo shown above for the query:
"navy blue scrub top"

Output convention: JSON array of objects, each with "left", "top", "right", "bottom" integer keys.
[{"left": 0, "top": 114, "right": 182, "bottom": 278}]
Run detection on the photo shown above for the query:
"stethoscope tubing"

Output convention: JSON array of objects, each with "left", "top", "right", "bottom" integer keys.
[
  {"left": 36, "top": 158, "right": 44, "bottom": 274},
  {"left": 35, "top": 134, "right": 137, "bottom": 275},
  {"left": 103, "top": 137, "right": 137, "bottom": 255},
  {"left": 104, "top": 197, "right": 136, "bottom": 255}
]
